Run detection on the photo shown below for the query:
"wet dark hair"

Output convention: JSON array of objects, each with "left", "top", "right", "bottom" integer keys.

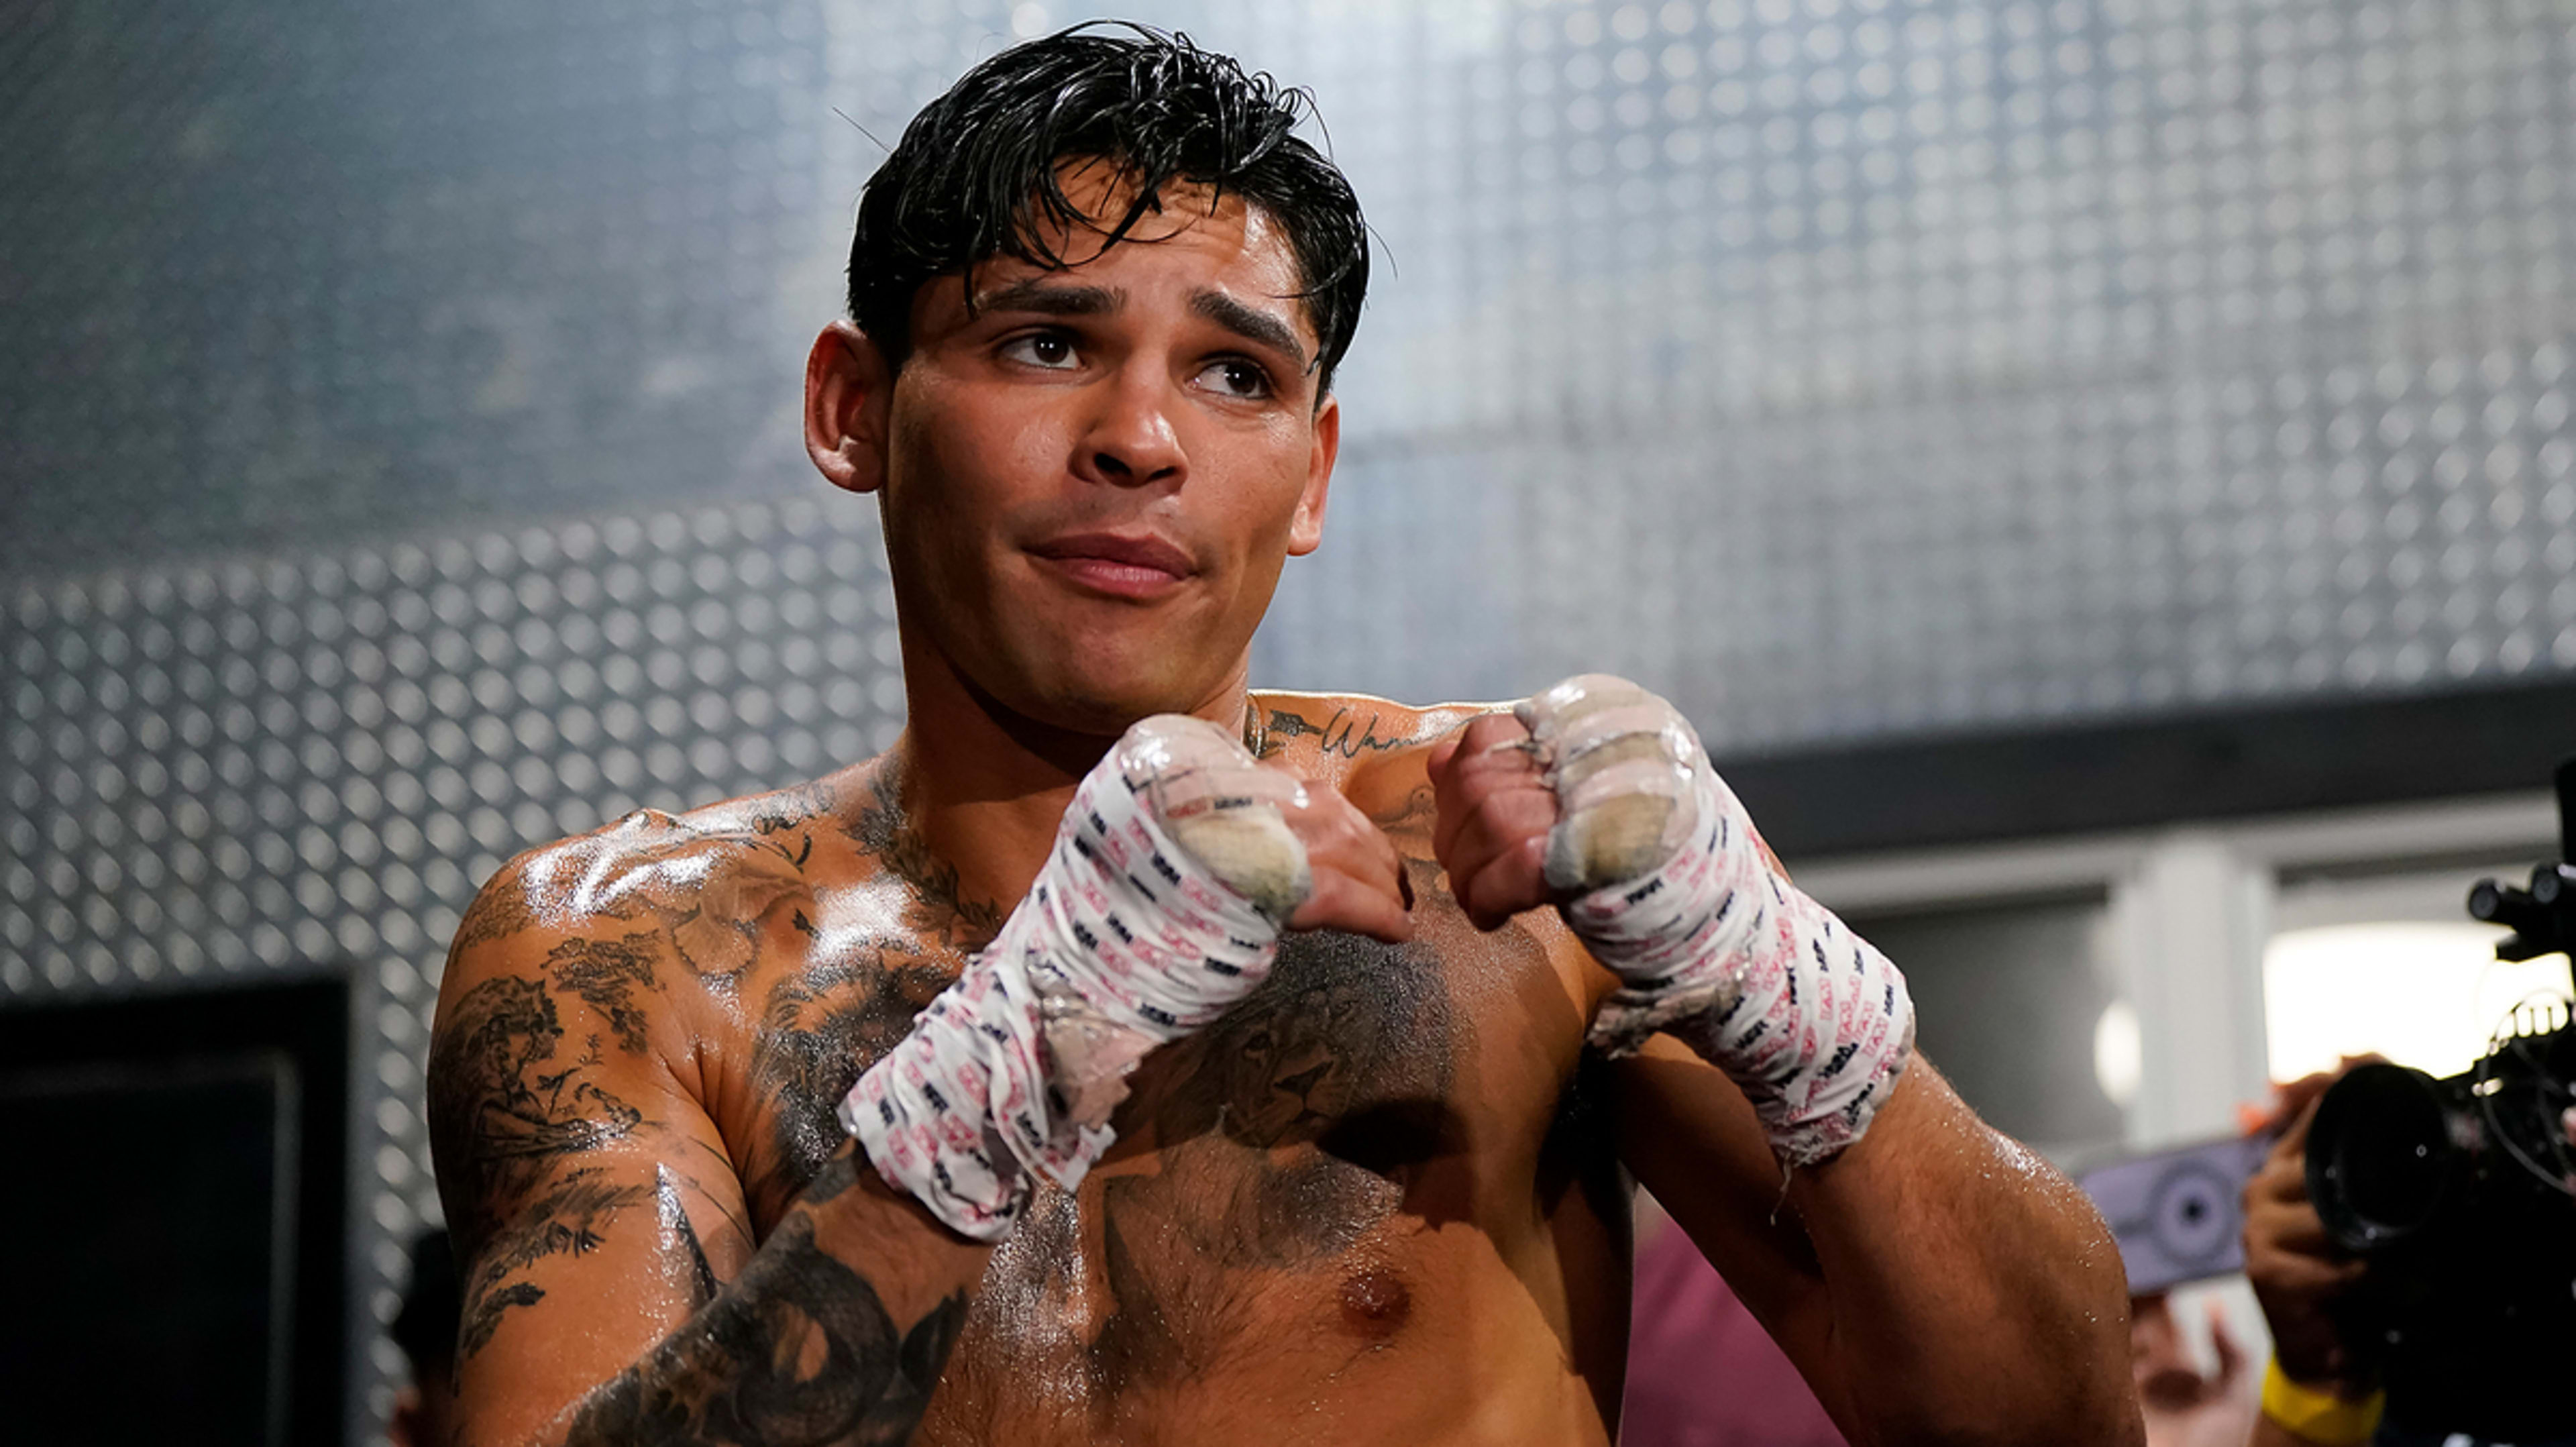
[{"left": 846, "top": 23, "right": 1369, "bottom": 395}]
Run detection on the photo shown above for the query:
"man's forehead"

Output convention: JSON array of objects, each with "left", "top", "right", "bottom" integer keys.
[
  {"left": 1048, "top": 156, "right": 1225, "bottom": 235},
  {"left": 1020, "top": 163, "right": 1288, "bottom": 278},
  {"left": 928, "top": 181, "right": 1320, "bottom": 357}
]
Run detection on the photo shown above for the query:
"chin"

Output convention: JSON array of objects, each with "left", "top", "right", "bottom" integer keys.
[
  {"left": 998, "top": 630, "right": 1234, "bottom": 733},
  {"left": 998, "top": 650, "right": 1220, "bottom": 733},
  {"left": 1017, "top": 675, "right": 1208, "bottom": 737}
]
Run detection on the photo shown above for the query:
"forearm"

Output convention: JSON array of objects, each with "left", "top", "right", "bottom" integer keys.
[
  {"left": 521, "top": 1149, "right": 991, "bottom": 1447},
  {"left": 1470, "top": 680, "right": 2140, "bottom": 1440},
  {"left": 1790, "top": 1063, "right": 2139, "bottom": 1446}
]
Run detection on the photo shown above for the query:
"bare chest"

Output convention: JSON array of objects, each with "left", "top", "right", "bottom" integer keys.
[
  {"left": 937, "top": 926, "right": 1610, "bottom": 1438},
  {"left": 717, "top": 876, "right": 1618, "bottom": 1437}
]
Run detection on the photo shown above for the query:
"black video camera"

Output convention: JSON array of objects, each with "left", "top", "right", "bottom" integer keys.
[{"left": 2305, "top": 759, "right": 2576, "bottom": 1442}]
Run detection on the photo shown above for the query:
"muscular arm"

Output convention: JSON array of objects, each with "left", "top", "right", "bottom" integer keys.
[
  {"left": 1609, "top": 1034, "right": 2140, "bottom": 1446},
  {"left": 427, "top": 865, "right": 991, "bottom": 1447},
  {"left": 546, "top": 1148, "right": 989, "bottom": 1447},
  {"left": 1423, "top": 688, "right": 2139, "bottom": 1444}
]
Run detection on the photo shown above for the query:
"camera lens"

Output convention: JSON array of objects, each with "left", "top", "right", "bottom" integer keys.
[{"left": 2308, "top": 1063, "right": 2456, "bottom": 1251}]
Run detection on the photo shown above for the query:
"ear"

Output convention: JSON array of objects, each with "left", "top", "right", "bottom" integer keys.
[
  {"left": 804, "top": 320, "right": 895, "bottom": 494},
  {"left": 1286, "top": 390, "right": 1340, "bottom": 557}
]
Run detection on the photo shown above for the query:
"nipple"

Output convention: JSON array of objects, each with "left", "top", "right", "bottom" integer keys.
[{"left": 1338, "top": 1267, "right": 1412, "bottom": 1340}]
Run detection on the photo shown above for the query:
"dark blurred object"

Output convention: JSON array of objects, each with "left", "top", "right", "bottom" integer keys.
[
  {"left": 2078, "top": 1134, "right": 2271, "bottom": 1295},
  {"left": 388, "top": 1229, "right": 461, "bottom": 1447},
  {"left": 390, "top": 1228, "right": 458, "bottom": 1374},
  {"left": 2463, "top": 758, "right": 2576, "bottom": 961},
  {"left": 0, "top": 975, "right": 350, "bottom": 1447},
  {"left": 2303, "top": 758, "right": 2576, "bottom": 1441}
]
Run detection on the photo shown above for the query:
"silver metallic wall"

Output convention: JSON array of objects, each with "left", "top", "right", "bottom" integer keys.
[
  {"left": 0, "top": 498, "right": 907, "bottom": 1438},
  {"left": 8, "top": 0, "right": 2576, "bottom": 1436}
]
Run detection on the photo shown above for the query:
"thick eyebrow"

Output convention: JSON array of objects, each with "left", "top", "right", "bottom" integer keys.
[
  {"left": 1190, "top": 289, "right": 1310, "bottom": 374},
  {"left": 967, "top": 276, "right": 1311, "bottom": 374},
  {"left": 969, "top": 278, "right": 1122, "bottom": 317}
]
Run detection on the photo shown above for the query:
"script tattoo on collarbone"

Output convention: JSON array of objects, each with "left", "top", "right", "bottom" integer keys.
[{"left": 1258, "top": 705, "right": 1409, "bottom": 761}]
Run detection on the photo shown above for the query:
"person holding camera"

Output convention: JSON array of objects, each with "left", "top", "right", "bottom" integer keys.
[
  {"left": 2240, "top": 1059, "right": 2576, "bottom": 1447},
  {"left": 2240, "top": 1065, "right": 2386, "bottom": 1447}
]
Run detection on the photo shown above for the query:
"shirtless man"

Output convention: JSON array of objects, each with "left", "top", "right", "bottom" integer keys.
[{"left": 428, "top": 28, "right": 2141, "bottom": 1446}]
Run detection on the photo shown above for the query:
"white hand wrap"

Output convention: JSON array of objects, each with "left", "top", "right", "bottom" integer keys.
[
  {"left": 838, "top": 715, "right": 1308, "bottom": 1239},
  {"left": 1521, "top": 675, "right": 1915, "bottom": 1167}
]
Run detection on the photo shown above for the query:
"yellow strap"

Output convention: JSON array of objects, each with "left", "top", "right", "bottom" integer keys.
[{"left": 2259, "top": 1357, "right": 2385, "bottom": 1446}]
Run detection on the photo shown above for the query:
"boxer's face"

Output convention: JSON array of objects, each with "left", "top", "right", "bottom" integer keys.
[{"left": 818, "top": 162, "right": 1340, "bottom": 734}]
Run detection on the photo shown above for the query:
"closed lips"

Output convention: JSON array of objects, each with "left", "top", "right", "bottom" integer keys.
[{"left": 1027, "top": 533, "right": 1197, "bottom": 576}]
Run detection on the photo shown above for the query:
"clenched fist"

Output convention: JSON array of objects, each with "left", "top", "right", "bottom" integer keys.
[
  {"left": 1426, "top": 674, "right": 1701, "bottom": 931},
  {"left": 1429, "top": 674, "right": 1915, "bottom": 1165},
  {"left": 1425, "top": 708, "right": 1564, "bottom": 930}
]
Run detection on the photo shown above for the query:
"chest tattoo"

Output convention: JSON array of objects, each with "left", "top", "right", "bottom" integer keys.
[{"left": 957, "top": 928, "right": 1470, "bottom": 1404}]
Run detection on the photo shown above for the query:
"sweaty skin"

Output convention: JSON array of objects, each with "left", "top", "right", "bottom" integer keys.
[
  {"left": 437, "top": 696, "right": 1640, "bottom": 1445},
  {"left": 430, "top": 166, "right": 2139, "bottom": 1446}
]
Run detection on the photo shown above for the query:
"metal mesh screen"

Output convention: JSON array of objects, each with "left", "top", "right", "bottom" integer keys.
[
  {"left": 0, "top": 497, "right": 904, "bottom": 1434},
  {"left": 9, "top": 0, "right": 2576, "bottom": 1434}
]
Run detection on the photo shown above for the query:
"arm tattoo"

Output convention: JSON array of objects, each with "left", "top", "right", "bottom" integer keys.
[
  {"left": 429, "top": 967, "right": 648, "bottom": 1354},
  {"left": 460, "top": 1169, "right": 652, "bottom": 1354},
  {"left": 657, "top": 1164, "right": 722, "bottom": 1309},
  {"left": 561, "top": 1214, "right": 967, "bottom": 1447},
  {"left": 545, "top": 934, "right": 661, "bottom": 1054},
  {"left": 430, "top": 974, "right": 643, "bottom": 1231},
  {"left": 455, "top": 868, "right": 541, "bottom": 953}
]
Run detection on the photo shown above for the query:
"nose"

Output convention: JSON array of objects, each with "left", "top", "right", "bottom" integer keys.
[{"left": 1074, "top": 360, "right": 1186, "bottom": 489}]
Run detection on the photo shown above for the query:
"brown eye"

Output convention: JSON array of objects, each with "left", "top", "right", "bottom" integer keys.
[
  {"left": 1199, "top": 358, "right": 1273, "bottom": 400},
  {"left": 1002, "top": 332, "right": 1078, "bottom": 370}
]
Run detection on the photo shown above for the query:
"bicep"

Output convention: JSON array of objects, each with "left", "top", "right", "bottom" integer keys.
[
  {"left": 429, "top": 945, "right": 754, "bottom": 1444},
  {"left": 1605, "top": 1035, "right": 1858, "bottom": 1424}
]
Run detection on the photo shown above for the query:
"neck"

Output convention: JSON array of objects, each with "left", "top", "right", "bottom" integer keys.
[{"left": 885, "top": 622, "right": 1256, "bottom": 906}]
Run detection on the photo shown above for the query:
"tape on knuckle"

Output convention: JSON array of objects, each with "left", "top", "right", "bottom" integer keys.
[
  {"left": 1532, "top": 676, "right": 1918, "bottom": 1169},
  {"left": 1118, "top": 714, "right": 1314, "bottom": 923},
  {"left": 1515, "top": 673, "right": 1702, "bottom": 893}
]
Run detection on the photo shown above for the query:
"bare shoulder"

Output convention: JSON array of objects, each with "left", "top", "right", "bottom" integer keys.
[
  {"left": 1249, "top": 689, "right": 1504, "bottom": 832},
  {"left": 425, "top": 765, "right": 888, "bottom": 1269},
  {"left": 440, "top": 769, "right": 871, "bottom": 988},
  {"left": 428, "top": 769, "right": 872, "bottom": 1218}
]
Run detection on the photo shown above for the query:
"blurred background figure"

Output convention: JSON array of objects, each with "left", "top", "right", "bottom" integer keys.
[
  {"left": 2239, "top": 1053, "right": 2576, "bottom": 1447},
  {"left": 1623, "top": 1193, "right": 1846, "bottom": 1447},
  {"left": 386, "top": 1231, "right": 460, "bottom": 1447},
  {"left": 2129, "top": 1289, "right": 2256, "bottom": 1447}
]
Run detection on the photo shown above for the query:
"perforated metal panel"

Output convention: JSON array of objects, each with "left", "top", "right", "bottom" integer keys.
[
  {"left": 11, "top": 0, "right": 2576, "bottom": 1436},
  {"left": 0, "top": 496, "right": 903, "bottom": 1436},
  {"left": 8, "top": 0, "right": 2576, "bottom": 746},
  {"left": 1234, "top": 0, "right": 2576, "bottom": 739}
]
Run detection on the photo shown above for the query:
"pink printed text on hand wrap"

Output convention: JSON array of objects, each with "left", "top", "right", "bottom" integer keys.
[
  {"left": 838, "top": 718, "right": 1297, "bottom": 1239},
  {"left": 1525, "top": 678, "right": 1916, "bottom": 1167}
]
